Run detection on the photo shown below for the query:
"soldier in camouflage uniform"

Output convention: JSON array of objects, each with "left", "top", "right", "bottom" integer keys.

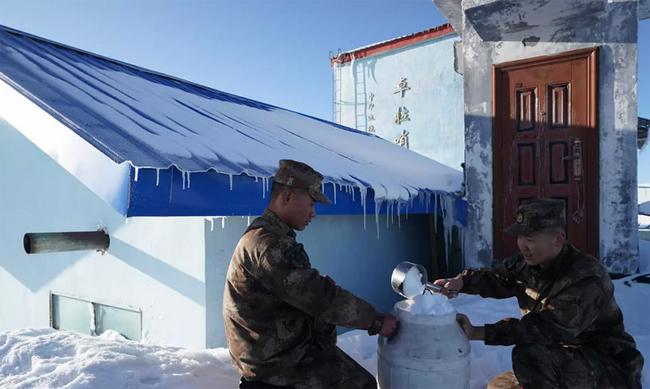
[
  {"left": 435, "top": 198, "right": 643, "bottom": 389},
  {"left": 223, "top": 160, "right": 398, "bottom": 389}
]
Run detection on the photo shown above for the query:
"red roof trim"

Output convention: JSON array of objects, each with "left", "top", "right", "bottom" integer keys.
[{"left": 331, "top": 23, "right": 455, "bottom": 65}]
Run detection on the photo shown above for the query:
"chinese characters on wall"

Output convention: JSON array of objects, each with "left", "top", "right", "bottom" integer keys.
[
  {"left": 367, "top": 92, "right": 376, "bottom": 133},
  {"left": 393, "top": 77, "right": 410, "bottom": 148},
  {"left": 365, "top": 77, "right": 412, "bottom": 149}
]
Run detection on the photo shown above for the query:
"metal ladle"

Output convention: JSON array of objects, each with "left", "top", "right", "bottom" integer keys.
[{"left": 391, "top": 261, "right": 443, "bottom": 298}]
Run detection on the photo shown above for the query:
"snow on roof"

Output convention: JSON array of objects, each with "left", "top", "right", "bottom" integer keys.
[{"left": 0, "top": 24, "right": 461, "bottom": 207}]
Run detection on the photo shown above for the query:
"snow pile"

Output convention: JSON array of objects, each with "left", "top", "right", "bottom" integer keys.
[
  {"left": 0, "top": 279, "right": 648, "bottom": 388},
  {"left": 404, "top": 293, "right": 455, "bottom": 315},
  {"left": 0, "top": 328, "right": 238, "bottom": 389}
]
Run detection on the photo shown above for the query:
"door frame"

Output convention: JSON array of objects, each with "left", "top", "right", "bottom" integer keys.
[{"left": 492, "top": 47, "right": 599, "bottom": 259}]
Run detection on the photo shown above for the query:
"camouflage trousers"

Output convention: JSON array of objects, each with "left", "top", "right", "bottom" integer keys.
[
  {"left": 264, "top": 345, "right": 376, "bottom": 389},
  {"left": 512, "top": 344, "right": 640, "bottom": 389}
]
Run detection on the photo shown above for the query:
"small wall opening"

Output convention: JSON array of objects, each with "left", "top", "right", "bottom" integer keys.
[{"left": 50, "top": 293, "right": 142, "bottom": 341}]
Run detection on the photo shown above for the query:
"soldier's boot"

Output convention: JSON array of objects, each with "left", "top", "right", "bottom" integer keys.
[
  {"left": 239, "top": 377, "right": 294, "bottom": 389},
  {"left": 487, "top": 371, "right": 521, "bottom": 389}
]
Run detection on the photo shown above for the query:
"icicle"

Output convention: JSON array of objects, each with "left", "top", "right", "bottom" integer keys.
[
  {"left": 247, "top": 215, "right": 251, "bottom": 226},
  {"left": 207, "top": 217, "right": 215, "bottom": 232},
  {"left": 255, "top": 176, "right": 259, "bottom": 182},
  {"left": 168, "top": 168, "right": 174, "bottom": 204},
  {"left": 89, "top": 303, "right": 97, "bottom": 336},
  {"left": 221, "top": 216, "right": 226, "bottom": 229},
  {"left": 332, "top": 182, "right": 337, "bottom": 204},
  {"left": 261, "top": 177, "right": 266, "bottom": 199},
  {"left": 374, "top": 199, "right": 382, "bottom": 240},
  {"left": 229, "top": 174, "right": 233, "bottom": 190},
  {"left": 155, "top": 168, "right": 161, "bottom": 187},
  {"left": 386, "top": 201, "right": 391, "bottom": 229},
  {"left": 181, "top": 171, "right": 186, "bottom": 190},
  {"left": 405, "top": 198, "right": 410, "bottom": 220},
  {"left": 433, "top": 193, "right": 439, "bottom": 233},
  {"left": 359, "top": 186, "right": 367, "bottom": 231},
  {"left": 397, "top": 202, "right": 402, "bottom": 229},
  {"left": 440, "top": 194, "right": 456, "bottom": 272},
  {"left": 352, "top": 186, "right": 355, "bottom": 202},
  {"left": 134, "top": 166, "right": 140, "bottom": 182},
  {"left": 186, "top": 172, "right": 191, "bottom": 189}
]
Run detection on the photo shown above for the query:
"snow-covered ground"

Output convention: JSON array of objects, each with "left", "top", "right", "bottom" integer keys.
[{"left": 1, "top": 251, "right": 649, "bottom": 388}]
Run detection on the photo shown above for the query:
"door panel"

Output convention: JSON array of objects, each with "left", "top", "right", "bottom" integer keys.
[{"left": 493, "top": 48, "right": 599, "bottom": 259}]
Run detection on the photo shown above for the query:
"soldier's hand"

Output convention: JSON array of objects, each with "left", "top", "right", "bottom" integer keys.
[
  {"left": 456, "top": 313, "right": 485, "bottom": 341},
  {"left": 379, "top": 314, "right": 399, "bottom": 339},
  {"left": 433, "top": 274, "right": 463, "bottom": 298}
]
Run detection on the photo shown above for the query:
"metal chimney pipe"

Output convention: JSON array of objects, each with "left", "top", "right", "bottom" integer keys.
[{"left": 24, "top": 231, "right": 110, "bottom": 254}]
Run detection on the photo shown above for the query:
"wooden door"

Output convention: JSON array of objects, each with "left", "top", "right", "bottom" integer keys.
[{"left": 493, "top": 48, "right": 599, "bottom": 260}]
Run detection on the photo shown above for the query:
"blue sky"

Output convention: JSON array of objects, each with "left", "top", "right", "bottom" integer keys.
[{"left": 1, "top": 0, "right": 649, "bottom": 184}]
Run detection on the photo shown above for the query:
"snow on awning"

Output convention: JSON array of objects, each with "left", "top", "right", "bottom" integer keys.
[{"left": 0, "top": 25, "right": 464, "bottom": 220}]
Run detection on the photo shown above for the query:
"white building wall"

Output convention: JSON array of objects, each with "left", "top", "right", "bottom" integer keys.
[
  {"left": 639, "top": 185, "right": 650, "bottom": 204},
  {"left": 0, "top": 118, "right": 207, "bottom": 348},
  {"left": 333, "top": 34, "right": 465, "bottom": 171}
]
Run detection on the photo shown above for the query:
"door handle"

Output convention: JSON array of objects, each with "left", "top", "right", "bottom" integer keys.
[{"left": 562, "top": 139, "right": 583, "bottom": 181}]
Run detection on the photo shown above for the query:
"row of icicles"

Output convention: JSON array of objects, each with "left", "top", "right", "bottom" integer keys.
[{"left": 131, "top": 166, "right": 460, "bottom": 269}]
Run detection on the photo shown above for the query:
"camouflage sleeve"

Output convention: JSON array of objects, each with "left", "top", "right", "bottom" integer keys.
[
  {"left": 255, "top": 240, "right": 378, "bottom": 330},
  {"left": 460, "top": 255, "right": 521, "bottom": 298},
  {"left": 484, "top": 276, "right": 604, "bottom": 345}
]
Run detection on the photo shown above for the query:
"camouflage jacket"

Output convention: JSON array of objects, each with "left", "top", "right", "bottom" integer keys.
[
  {"left": 223, "top": 209, "right": 379, "bottom": 379},
  {"left": 461, "top": 244, "right": 642, "bottom": 375}
]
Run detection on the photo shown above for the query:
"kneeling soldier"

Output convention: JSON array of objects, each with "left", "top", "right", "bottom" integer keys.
[{"left": 435, "top": 198, "right": 643, "bottom": 389}]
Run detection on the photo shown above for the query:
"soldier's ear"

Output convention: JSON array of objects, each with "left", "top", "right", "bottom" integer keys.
[
  {"left": 553, "top": 229, "right": 566, "bottom": 246},
  {"left": 282, "top": 188, "right": 294, "bottom": 205}
]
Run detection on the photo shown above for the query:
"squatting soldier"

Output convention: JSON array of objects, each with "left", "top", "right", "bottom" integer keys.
[
  {"left": 223, "top": 159, "right": 398, "bottom": 389},
  {"left": 435, "top": 198, "right": 644, "bottom": 389}
]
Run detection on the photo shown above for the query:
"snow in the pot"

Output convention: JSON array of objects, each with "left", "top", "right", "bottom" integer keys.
[
  {"left": 404, "top": 293, "right": 455, "bottom": 316},
  {"left": 0, "top": 26, "right": 463, "bottom": 205},
  {"left": 399, "top": 264, "right": 455, "bottom": 315}
]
